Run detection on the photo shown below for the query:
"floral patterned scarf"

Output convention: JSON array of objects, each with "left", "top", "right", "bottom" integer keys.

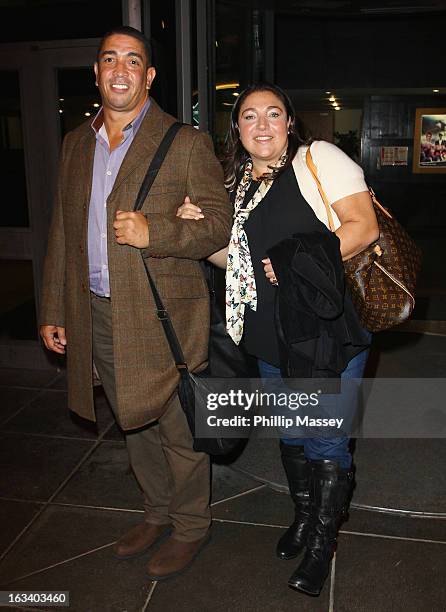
[{"left": 225, "top": 156, "right": 286, "bottom": 344}]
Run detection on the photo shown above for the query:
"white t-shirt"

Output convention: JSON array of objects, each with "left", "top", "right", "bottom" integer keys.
[{"left": 292, "top": 141, "right": 368, "bottom": 231}]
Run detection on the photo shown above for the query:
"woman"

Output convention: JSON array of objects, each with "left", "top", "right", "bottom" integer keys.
[{"left": 177, "top": 83, "right": 378, "bottom": 596}]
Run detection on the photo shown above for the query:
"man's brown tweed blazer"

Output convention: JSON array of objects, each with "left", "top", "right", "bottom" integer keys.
[{"left": 40, "top": 100, "right": 232, "bottom": 430}]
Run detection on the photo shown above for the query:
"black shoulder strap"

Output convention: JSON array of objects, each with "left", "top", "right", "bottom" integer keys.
[
  {"left": 134, "top": 121, "right": 189, "bottom": 369},
  {"left": 144, "top": 260, "right": 188, "bottom": 369},
  {"left": 133, "top": 121, "right": 183, "bottom": 211}
]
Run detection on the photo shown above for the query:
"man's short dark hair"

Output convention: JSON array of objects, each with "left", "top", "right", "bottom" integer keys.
[{"left": 97, "top": 26, "right": 152, "bottom": 66}]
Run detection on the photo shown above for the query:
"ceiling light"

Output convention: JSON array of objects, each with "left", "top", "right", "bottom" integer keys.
[
  {"left": 325, "top": 91, "right": 331, "bottom": 94},
  {"left": 335, "top": 107, "right": 341, "bottom": 111},
  {"left": 233, "top": 92, "right": 239, "bottom": 97},
  {"left": 216, "top": 82, "right": 239, "bottom": 90},
  {"left": 84, "top": 112, "right": 91, "bottom": 117},
  {"left": 59, "top": 109, "right": 63, "bottom": 114},
  {"left": 433, "top": 89, "right": 440, "bottom": 93},
  {"left": 93, "top": 103, "right": 100, "bottom": 108},
  {"left": 59, "top": 98, "right": 64, "bottom": 102},
  {"left": 329, "top": 96, "right": 336, "bottom": 102}
]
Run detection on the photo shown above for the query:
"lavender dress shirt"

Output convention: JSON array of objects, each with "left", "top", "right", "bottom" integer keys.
[{"left": 88, "top": 98, "right": 150, "bottom": 296}]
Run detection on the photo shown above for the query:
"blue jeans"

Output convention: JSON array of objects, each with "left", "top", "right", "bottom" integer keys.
[{"left": 258, "top": 343, "right": 370, "bottom": 469}]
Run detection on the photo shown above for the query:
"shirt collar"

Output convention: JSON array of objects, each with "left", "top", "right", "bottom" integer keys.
[{"left": 90, "top": 97, "right": 151, "bottom": 138}]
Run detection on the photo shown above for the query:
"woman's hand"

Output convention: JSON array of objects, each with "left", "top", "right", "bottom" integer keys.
[
  {"left": 262, "top": 258, "right": 278, "bottom": 285},
  {"left": 176, "top": 196, "right": 204, "bottom": 220},
  {"left": 176, "top": 195, "right": 229, "bottom": 269}
]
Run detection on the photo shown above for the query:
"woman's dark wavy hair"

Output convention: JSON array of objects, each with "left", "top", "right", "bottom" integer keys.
[{"left": 221, "top": 82, "right": 309, "bottom": 191}]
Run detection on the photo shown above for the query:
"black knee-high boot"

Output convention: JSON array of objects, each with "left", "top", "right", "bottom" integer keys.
[
  {"left": 276, "top": 442, "right": 311, "bottom": 560},
  {"left": 288, "top": 459, "right": 353, "bottom": 596}
]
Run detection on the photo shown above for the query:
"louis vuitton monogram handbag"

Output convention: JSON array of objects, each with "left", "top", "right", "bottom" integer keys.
[{"left": 306, "top": 149, "right": 422, "bottom": 332}]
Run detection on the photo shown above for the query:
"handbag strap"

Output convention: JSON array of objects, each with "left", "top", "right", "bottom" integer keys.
[
  {"left": 134, "top": 121, "right": 189, "bottom": 370},
  {"left": 133, "top": 121, "right": 183, "bottom": 211},
  {"left": 305, "top": 147, "right": 336, "bottom": 232},
  {"left": 143, "top": 258, "right": 188, "bottom": 369},
  {"left": 306, "top": 147, "right": 393, "bottom": 224}
]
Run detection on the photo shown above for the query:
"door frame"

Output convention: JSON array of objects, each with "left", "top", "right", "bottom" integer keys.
[{"left": 0, "top": 39, "right": 98, "bottom": 368}]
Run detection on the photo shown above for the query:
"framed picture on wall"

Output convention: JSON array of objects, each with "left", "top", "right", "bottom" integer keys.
[{"left": 413, "top": 108, "right": 446, "bottom": 173}]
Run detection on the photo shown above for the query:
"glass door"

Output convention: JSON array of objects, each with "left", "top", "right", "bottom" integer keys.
[
  {"left": 0, "top": 39, "right": 98, "bottom": 368},
  {"left": 0, "top": 69, "right": 35, "bottom": 347}
]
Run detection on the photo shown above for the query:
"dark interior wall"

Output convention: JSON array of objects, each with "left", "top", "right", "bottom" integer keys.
[
  {"left": 274, "top": 11, "right": 446, "bottom": 229},
  {"left": 362, "top": 95, "right": 446, "bottom": 229},
  {"left": 275, "top": 12, "right": 446, "bottom": 90},
  {"left": 0, "top": 0, "right": 123, "bottom": 42}
]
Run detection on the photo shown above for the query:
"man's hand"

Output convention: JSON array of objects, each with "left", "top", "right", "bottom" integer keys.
[
  {"left": 113, "top": 210, "right": 149, "bottom": 248},
  {"left": 40, "top": 325, "right": 67, "bottom": 354}
]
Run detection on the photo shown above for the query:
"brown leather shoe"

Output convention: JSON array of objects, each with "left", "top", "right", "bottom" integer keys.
[
  {"left": 146, "top": 533, "right": 210, "bottom": 580},
  {"left": 113, "top": 522, "right": 172, "bottom": 560}
]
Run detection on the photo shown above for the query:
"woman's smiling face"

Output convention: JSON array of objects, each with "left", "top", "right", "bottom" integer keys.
[{"left": 237, "top": 90, "right": 290, "bottom": 171}]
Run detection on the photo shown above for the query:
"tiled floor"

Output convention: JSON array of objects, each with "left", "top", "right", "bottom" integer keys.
[{"left": 0, "top": 356, "right": 445, "bottom": 612}]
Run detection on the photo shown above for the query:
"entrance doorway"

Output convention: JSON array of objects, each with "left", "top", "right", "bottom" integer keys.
[{"left": 0, "top": 39, "right": 98, "bottom": 368}]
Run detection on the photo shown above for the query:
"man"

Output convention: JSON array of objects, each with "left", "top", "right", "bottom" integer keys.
[{"left": 40, "top": 26, "right": 232, "bottom": 580}]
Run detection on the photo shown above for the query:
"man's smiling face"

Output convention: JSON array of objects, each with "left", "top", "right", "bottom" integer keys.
[{"left": 94, "top": 33, "right": 156, "bottom": 114}]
